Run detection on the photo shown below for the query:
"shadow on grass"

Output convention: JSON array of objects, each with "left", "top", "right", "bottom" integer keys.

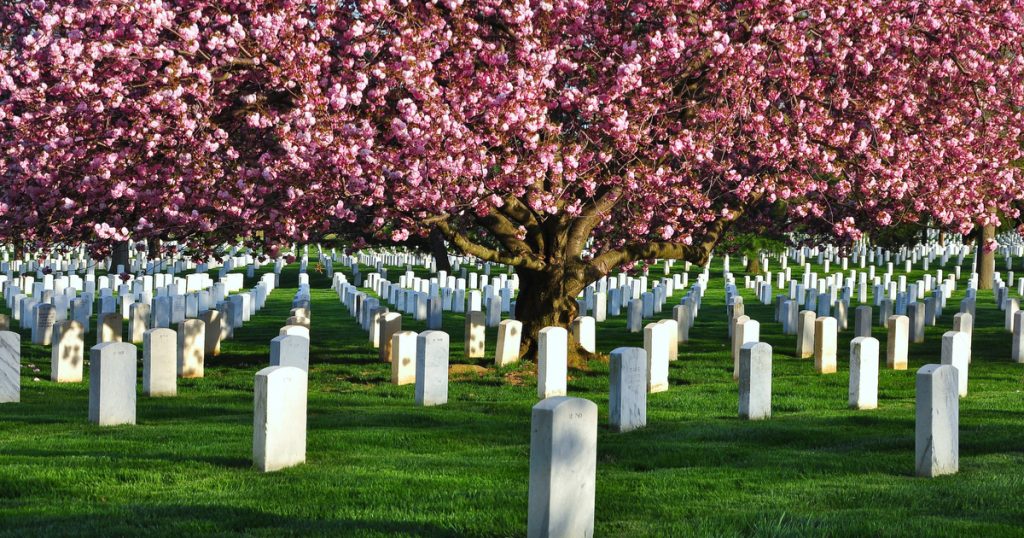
[{"left": 0, "top": 504, "right": 467, "bottom": 538}]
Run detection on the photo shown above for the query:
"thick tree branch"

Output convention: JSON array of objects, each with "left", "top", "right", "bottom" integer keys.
[
  {"left": 584, "top": 208, "right": 741, "bottom": 284},
  {"left": 495, "top": 194, "right": 545, "bottom": 253},
  {"left": 565, "top": 185, "right": 623, "bottom": 258},
  {"left": 432, "top": 216, "right": 546, "bottom": 271},
  {"left": 478, "top": 208, "right": 545, "bottom": 266}
]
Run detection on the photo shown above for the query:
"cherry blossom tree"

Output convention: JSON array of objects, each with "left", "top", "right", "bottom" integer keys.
[
  {"left": 0, "top": 0, "right": 363, "bottom": 266},
  {"left": 333, "top": 0, "right": 1024, "bottom": 356},
  {"left": 3, "top": 1, "right": 1023, "bottom": 359}
]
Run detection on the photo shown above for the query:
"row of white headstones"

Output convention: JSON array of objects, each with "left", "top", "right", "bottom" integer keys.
[
  {"left": 322, "top": 242, "right": 1024, "bottom": 536},
  {"left": 2, "top": 238, "right": 1019, "bottom": 537}
]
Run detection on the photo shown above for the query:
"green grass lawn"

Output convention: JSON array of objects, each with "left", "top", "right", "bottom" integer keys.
[{"left": 0, "top": 255, "right": 1022, "bottom": 537}]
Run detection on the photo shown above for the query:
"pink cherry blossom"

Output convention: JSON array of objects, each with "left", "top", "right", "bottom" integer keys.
[{"left": 1, "top": 1, "right": 1022, "bottom": 353}]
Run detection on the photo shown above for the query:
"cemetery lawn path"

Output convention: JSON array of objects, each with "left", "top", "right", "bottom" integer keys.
[{"left": 0, "top": 260, "right": 1022, "bottom": 537}]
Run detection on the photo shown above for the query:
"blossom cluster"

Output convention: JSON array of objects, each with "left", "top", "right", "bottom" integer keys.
[{"left": 1, "top": 1, "right": 1021, "bottom": 260}]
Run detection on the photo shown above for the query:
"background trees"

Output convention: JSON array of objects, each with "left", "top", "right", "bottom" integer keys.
[{"left": 0, "top": 1, "right": 362, "bottom": 262}]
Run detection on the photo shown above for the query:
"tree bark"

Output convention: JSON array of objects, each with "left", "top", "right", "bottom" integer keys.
[
  {"left": 432, "top": 195, "right": 745, "bottom": 365},
  {"left": 147, "top": 238, "right": 161, "bottom": 260},
  {"left": 111, "top": 240, "right": 130, "bottom": 275},
  {"left": 515, "top": 265, "right": 592, "bottom": 367},
  {"left": 428, "top": 227, "right": 452, "bottom": 272},
  {"left": 745, "top": 256, "right": 761, "bottom": 274},
  {"left": 978, "top": 224, "right": 995, "bottom": 290}
]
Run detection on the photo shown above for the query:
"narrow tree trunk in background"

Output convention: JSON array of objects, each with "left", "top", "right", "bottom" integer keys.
[
  {"left": 515, "top": 266, "right": 591, "bottom": 367},
  {"left": 111, "top": 240, "right": 130, "bottom": 275},
  {"left": 428, "top": 227, "right": 452, "bottom": 272},
  {"left": 147, "top": 238, "right": 161, "bottom": 260},
  {"left": 978, "top": 224, "right": 995, "bottom": 290},
  {"left": 745, "top": 256, "right": 761, "bottom": 274}
]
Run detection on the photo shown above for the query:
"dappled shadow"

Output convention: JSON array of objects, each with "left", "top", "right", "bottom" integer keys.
[
  {"left": 4, "top": 446, "right": 252, "bottom": 470},
  {"left": 0, "top": 503, "right": 468, "bottom": 538}
]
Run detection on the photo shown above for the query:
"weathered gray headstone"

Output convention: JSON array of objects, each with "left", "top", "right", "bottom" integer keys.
[
  {"left": 427, "top": 296, "right": 443, "bottom": 330},
  {"left": 527, "top": 397, "right": 597, "bottom": 538},
  {"left": 153, "top": 296, "right": 172, "bottom": 328},
  {"left": 415, "top": 330, "right": 449, "bottom": 406},
  {"left": 854, "top": 305, "right": 872, "bottom": 338},
  {"left": 369, "top": 306, "right": 389, "bottom": 348},
  {"left": 673, "top": 302, "right": 692, "bottom": 343},
  {"left": 570, "top": 316, "right": 596, "bottom": 354},
  {"left": 1011, "top": 311, "right": 1024, "bottom": 364},
  {"left": 609, "top": 347, "right": 647, "bottom": 433},
  {"left": 32, "top": 303, "right": 56, "bottom": 345},
  {"left": 1007, "top": 297, "right": 1020, "bottom": 332},
  {"left": 835, "top": 300, "right": 848, "bottom": 331},
  {"left": 279, "top": 324, "right": 309, "bottom": 340},
  {"left": 908, "top": 302, "right": 925, "bottom": 343},
  {"left": 814, "top": 316, "right": 838, "bottom": 374},
  {"left": 98, "top": 312, "right": 122, "bottom": 343},
  {"left": 643, "top": 322, "right": 670, "bottom": 393},
  {"left": 199, "top": 309, "right": 224, "bottom": 356},
  {"left": 0, "top": 331, "right": 20, "bottom": 403},
  {"left": 143, "top": 328, "right": 177, "bottom": 397},
  {"left": 728, "top": 301, "right": 745, "bottom": 338},
  {"left": 781, "top": 300, "right": 798, "bottom": 335},
  {"left": 626, "top": 298, "right": 643, "bottom": 333},
  {"left": 739, "top": 341, "right": 772, "bottom": 420},
  {"left": 88, "top": 342, "right": 137, "bottom": 425},
  {"left": 849, "top": 336, "right": 879, "bottom": 410},
  {"left": 879, "top": 298, "right": 893, "bottom": 326},
  {"left": 286, "top": 315, "right": 311, "bottom": 329},
  {"left": 659, "top": 318, "right": 679, "bottom": 362},
  {"left": 495, "top": 319, "right": 522, "bottom": 367},
  {"left": 129, "top": 302, "right": 150, "bottom": 344},
  {"left": 887, "top": 315, "right": 909, "bottom": 370},
  {"left": 538, "top": 327, "right": 568, "bottom": 399},
  {"left": 952, "top": 312, "right": 973, "bottom": 364},
  {"left": 796, "top": 310, "right": 816, "bottom": 359},
  {"left": 378, "top": 312, "right": 402, "bottom": 363},
  {"left": 270, "top": 334, "right": 310, "bottom": 372},
  {"left": 227, "top": 295, "right": 245, "bottom": 329},
  {"left": 177, "top": 318, "right": 206, "bottom": 378},
  {"left": 464, "top": 311, "right": 485, "bottom": 359},
  {"left": 391, "top": 330, "right": 417, "bottom": 385},
  {"left": 915, "top": 364, "right": 958, "bottom": 477},
  {"left": 485, "top": 296, "right": 501, "bottom": 327},
  {"left": 940, "top": 331, "right": 969, "bottom": 397},
  {"left": 253, "top": 365, "right": 308, "bottom": 472},
  {"left": 51, "top": 320, "right": 84, "bottom": 383},
  {"left": 732, "top": 317, "right": 759, "bottom": 380}
]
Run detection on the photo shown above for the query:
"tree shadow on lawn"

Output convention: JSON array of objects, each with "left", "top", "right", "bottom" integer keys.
[
  {"left": 597, "top": 412, "right": 1023, "bottom": 477},
  {"left": 3, "top": 445, "right": 253, "bottom": 469},
  {"left": 0, "top": 504, "right": 469, "bottom": 538}
]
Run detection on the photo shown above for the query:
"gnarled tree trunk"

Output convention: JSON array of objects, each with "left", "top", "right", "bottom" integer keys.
[
  {"left": 515, "top": 265, "right": 591, "bottom": 367},
  {"left": 431, "top": 189, "right": 745, "bottom": 365}
]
